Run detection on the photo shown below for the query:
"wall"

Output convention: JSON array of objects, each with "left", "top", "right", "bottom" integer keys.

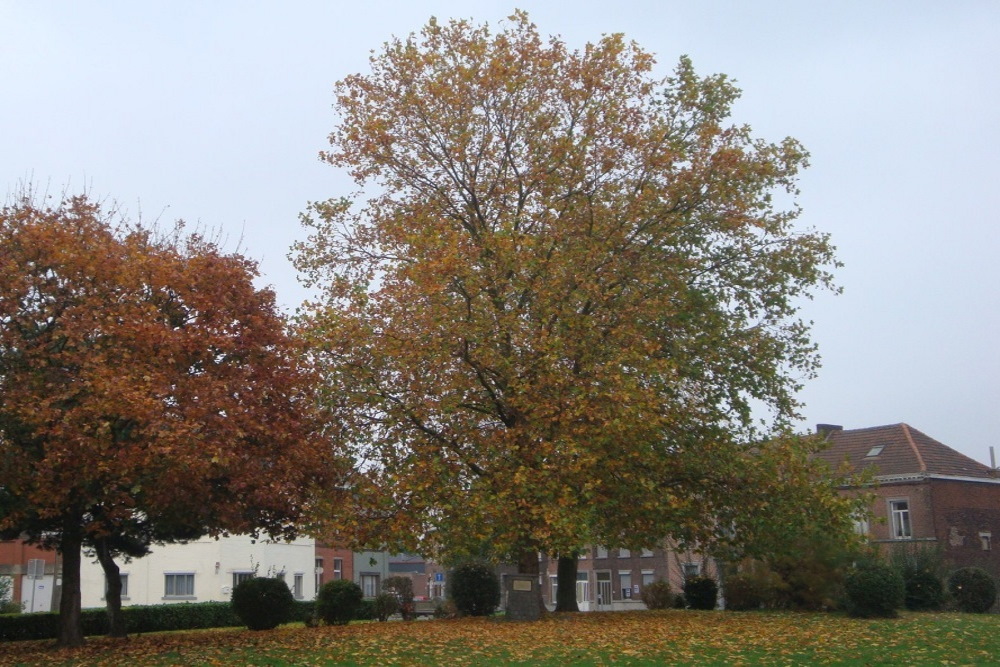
[
  {"left": 78, "top": 535, "right": 317, "bottom": 608},
  {"left": 930, "top": 478, "right": 1000, "bottom": 579}
]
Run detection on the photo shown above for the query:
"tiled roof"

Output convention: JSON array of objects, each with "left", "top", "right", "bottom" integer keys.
[{"left": 813, "top": 423, "right": 995, "bottom": 479}]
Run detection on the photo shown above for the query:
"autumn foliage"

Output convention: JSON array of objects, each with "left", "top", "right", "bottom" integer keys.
[
  {"left": 0, "top": 195, "right": 336, "bottom": 645},
  {"left": 297, "top": 12, "right": 858, "bottom": 569}
]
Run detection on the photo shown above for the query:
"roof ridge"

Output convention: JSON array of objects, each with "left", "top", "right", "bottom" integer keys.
[{"left": 901, "top": 423, "right": 927, "bottom": 472}]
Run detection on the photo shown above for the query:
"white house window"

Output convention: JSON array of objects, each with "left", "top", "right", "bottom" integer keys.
[
  {"left": 641, "top": 571, "right": 655, "bottom": 588},
  {"left": 361, "top": 574, "right": 380, "bottom": 598},
  {"left": 164, "top": 573, "right": 195, "bottom": 598},
  {"left": 104, "top": 573, "right": 129, "bottom": 599},
  {"left": 576, "top": 572, "right": 589, "bottom": 603},
  {"left": 232, "top": 571, "right": 254, "bottom": 589},
  {"left": 550, "top": 575, "right": 558, "bottom": 602},
  {"left": 682, "top": 563, "right": 701, "bottom": 579},
  {"left": 981, "top": 532, "right": 992, "bottom": 551},
  {"left": 596, "top": 546, "right": 608, "bottom": 559},
  {"left": 315, "top": 558, "right": 324, "bottom": 591},
  {"left": 333, "top": 558, "right": 343, "bottom": 580},
  {"left": 641, "top": 549, "right": 654, "bottom": 558},
  {"left": 293, "top": 573, "right": 304, "bottom": 599},
  {"left": 619, "top": 549, "right": 631, "bottom": 559},
  {"left": 889, "top": 500, "right": 912, "bottom": 539},
  {"left": 853, "top": 514, "right": 870, "bottom": 536},
  {"left": 619, "top": 572, "right": 632, "bottom": 599}
]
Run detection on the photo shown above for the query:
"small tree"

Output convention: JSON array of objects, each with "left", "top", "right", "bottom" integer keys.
[
  {"left": 231, "top": 577, "right": 296, "bottom": 630},
  {"left": 948, "top": 567, "right": 997, "bottom": 613},
  {"left": 0, "top": 576, "right": 21, "bottom": 614},
  {"left": 683, "top": 576, "right": 718, "bottom": 610},
  {"left": 640, "top": 579, "right": 673, "bottom": 610},
  {"left": 316, "top": 580, "right": 364, "bottom": 625},
  {"left": 450, "top": 562, "right": 500, "bottom": 617},
  {"left": 844, "top": 563, "right": 904, "bottom": 618},
  {"left": 383, "top": 575, "right": 416, "bottom": 620},
  {"left": 371, "top": 593, "right": 399, "bottom": 622}
]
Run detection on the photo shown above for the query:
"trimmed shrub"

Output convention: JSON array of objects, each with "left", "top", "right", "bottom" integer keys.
[
  {"left": 0, "top": 601, "right": 243, "bottom": 641},
  {"left": 640, "top": 579, "right": 672, "bottom": 610},
  {"left": 683, "top": 576, "right": 718, "bottom": 610},
  {"left": 904, "top": 569, "right": 945, "bottom": 611},
  {"left": 316, "top": 579, "right": 364, "bottom": 625},
  {"left": 433, "top": 599, "right": 459, "bottom": 619},
  {"left": 948, "top": 567, "right": 997, "bottom": 613},
  {"left": 372, "top": 592, "right": 399, "bottom": 622},
  {"left": 231, "top": 576, "right": 296, "bottom": 630},
  {"left": 844, "top": 563, "right": 904, "bottom": 618},
  {"left": 724, "top": 573, "right": 764, "bottom": 611},
  {"left": 383, "top": 575, "right": 416, "bottom": 620},
  {"left": 449, "top": 562, "right": 500, "bottom": 617},
  {"left": 355, "top": 598, "right": 376, "bottom": 621}
]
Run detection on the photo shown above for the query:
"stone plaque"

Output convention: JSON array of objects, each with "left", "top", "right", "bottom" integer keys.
[{"left": 505, "top": 574, "right": 542, "bottom": 621}]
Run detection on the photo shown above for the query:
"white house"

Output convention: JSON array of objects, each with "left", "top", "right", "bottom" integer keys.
[{"left": 79, "top": 535, "right": 317, "bottom": 608}]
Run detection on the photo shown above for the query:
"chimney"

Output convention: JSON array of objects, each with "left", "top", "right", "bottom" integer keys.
[{"left": 816, "top": 424, "right": 843, "bottom": 439}]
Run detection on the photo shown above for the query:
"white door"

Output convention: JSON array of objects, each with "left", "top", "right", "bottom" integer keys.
[{"left": 596, "top": 572, "right": 612, "bottom": 611}]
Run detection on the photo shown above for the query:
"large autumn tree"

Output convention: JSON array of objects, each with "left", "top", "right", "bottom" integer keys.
[
  {"left": 298, "top": 13, "right": 855, "bottom": 576},
  {"left": 0, "top": 195, "right": 336, "bottom": 646}
]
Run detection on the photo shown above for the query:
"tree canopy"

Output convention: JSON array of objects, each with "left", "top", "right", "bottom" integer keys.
[
  {"left": 0, "top": 195, "right": 338, "bottom": 645},
  {"left": 297, "top": 13, "right": 856, "bottom": 570}
]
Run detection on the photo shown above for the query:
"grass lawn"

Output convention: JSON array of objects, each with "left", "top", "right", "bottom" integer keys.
[{"left": 1, "top": 610, "right": 997, "bottom": 666}]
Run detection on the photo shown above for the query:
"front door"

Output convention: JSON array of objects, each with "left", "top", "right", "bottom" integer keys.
[{"left": 596, "top": 571, "right": 612, "bottom": 611}]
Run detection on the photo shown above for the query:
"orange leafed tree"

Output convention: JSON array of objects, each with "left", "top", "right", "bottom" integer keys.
[
  {"left": 297, "top": 13, "right": 852, "bottom": 575},
  {"left": 0, "top": 195, "right": 336, "bottom": 646}
]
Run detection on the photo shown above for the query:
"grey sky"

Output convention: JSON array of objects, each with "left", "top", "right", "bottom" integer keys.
[{"left": 2, "top": 1, "right": 997, "bottom": 463}]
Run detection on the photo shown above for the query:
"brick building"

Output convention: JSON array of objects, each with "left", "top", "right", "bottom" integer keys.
[
  {"left": 0, "top": 540, "right": 60, "bottom": 613},
  {"left": 813, "top": 423, "right": 1000, "bottom": 579}
]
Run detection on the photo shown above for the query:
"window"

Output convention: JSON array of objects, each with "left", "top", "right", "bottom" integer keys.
[
  {"left": 596, "top": 546, "right": 608, "bottom": 559},
  {"left": 889, "top": 499, "right": 912, "bottom": 539},
  {"left": 550, "top": 575, "right": 558, "bottom": 602},
  {"left": 576, "top": 572, "right": 589, "bottom": 603},
  {"left": 641, "top": 571, "right": 655, "bottom": 588},
  {"left": 865, "top": 444, "right": 885, "bottom": 457},
  {"left": 620, "top": 572, "right": 632, "bottom": 599},
  {"left": 618, "top": 549, "right": 631, "bottom": 559},
  {"left": 361, "top": 574, "right": 380, "bottom": 598},
  {"left": 682, "top": 563, "right": 700, "bottom": 579},
  {"left": 293, "top": 573, "right": 304, "bottom": 599},
  {"left": 104, "top": 573, "right": 128, "bottom": 599},
  {"left": 232, "top": 571, "right": 254, "bottom": 589},
  {"left": 641, "top": 549, "right": 654, "bottom": 558},
  {"left": 853, "top": 514, "right": 870, "bottom": 536},
  {"left": 333, "top": 558, "right": 343, "bottom": 580},
  {"left": 981, "top": 532, "right": 992, "bottom": 551},
  {"left": 164, "top": 573, "right": 195, "bottom": 598},
  {"left": 315, "top": 558, "right": 324, "bottom": 592}
]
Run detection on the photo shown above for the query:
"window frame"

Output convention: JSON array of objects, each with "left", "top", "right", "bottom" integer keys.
[
  {"left": 163, "top": 572, "right": 196, "bottom": 599},
  {"left": 888, "top": 498, "right": 913, "bottom": 539}
]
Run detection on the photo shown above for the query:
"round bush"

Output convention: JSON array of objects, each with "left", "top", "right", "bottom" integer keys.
[
  {"left": 904, "top": 569, "right": 945, "bottom": 611},
  {"left": 683, "top": 576, "right": 718, "bottom": 610},
  {"left": 316, "top": 579, "right": 364, "bottom": 625},
  {"left": 724, "top": 573, "right": 764, "bottom": 611},
  {"left": 372, "top": 592, "right": 399, "bottom": 622},
  {"left": 948, "top": 567, "right": 997, "bottom": 613},
  {"left": 231, "top": 577, "right": 296, "bottom": 631},
  {"left": 449, "top": 562, "right": 500, "bottom": 617},
  {"left": 640, "top": 579, "right": 672, "bottom": 610},
  {"left": 844, "top": 564, "right": 904, "bottom": 618}
]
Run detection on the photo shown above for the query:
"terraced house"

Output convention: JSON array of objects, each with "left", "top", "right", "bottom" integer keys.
[{"left": 814, "top": 423, "right": 1000, "bottom": 579}]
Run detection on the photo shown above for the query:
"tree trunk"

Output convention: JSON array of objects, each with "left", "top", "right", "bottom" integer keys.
[
  {"left": 555, "top": 554, "right": 580, "bottom": 612},
  {"left": 94, "top": 537, "right": 127, "bottom": 638},
  {"left": 514, "top": 545, "right": 544, "bottom": 614},
  {"left": 57, "top": 526, "right": 85, "bottom": 648}
]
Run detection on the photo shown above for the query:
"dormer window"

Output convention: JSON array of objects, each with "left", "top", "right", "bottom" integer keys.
[{"left": 865, "top": 445, "right": 885, "bottom": 457}]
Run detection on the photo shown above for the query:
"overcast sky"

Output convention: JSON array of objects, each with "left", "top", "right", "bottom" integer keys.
[{"left": 3, "top": 1, "right": 998, "bottom": 464}]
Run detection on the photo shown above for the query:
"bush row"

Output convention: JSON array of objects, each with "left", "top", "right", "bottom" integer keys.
[{"left": 0, "top": 599, "right": 317, "bottom": 642}]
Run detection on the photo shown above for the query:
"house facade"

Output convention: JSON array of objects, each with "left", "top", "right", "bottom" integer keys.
[
  {"left": 76, "top": 534, "right": 318, "bottom": 608},
  {"left": 0, "top": 539, "right": 60, "bottom": 613},
  {"left": 538, "top": 544, "right": 711, "bottom": 611},
  {"left": 814, "top": 423, "right": 1000, "bottom": 580}
]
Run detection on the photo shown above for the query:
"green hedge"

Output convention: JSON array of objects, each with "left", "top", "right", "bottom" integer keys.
[{"left": 0, "top": 600, "right": 316, "bottom": 642}]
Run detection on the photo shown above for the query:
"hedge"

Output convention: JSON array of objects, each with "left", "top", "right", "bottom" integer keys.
[{"left": 0, "top": 600, "right": 315, "bottom": 642}]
